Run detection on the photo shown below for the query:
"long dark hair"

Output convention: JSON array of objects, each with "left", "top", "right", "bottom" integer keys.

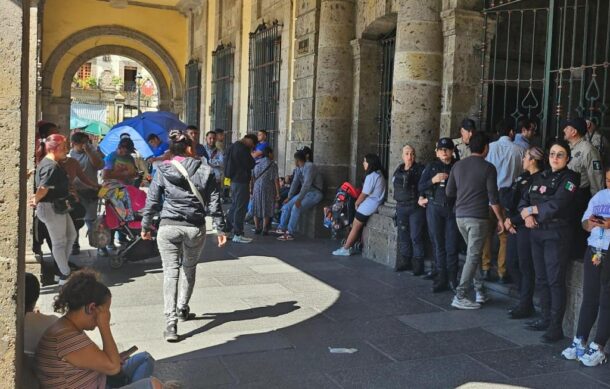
[
  {"left": 364, "top": 153, "right": 384, "bottom": 177},
  {"left": 168, "top": 129, "right": 193, "bottom": 156},
  {"left": 53, "top": 270, "right": 111, "bottom": 314}
]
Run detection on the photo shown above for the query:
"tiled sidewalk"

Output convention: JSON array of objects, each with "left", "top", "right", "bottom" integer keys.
[{"left": 38, "top": 234, "right": 610, "bottom": 388}]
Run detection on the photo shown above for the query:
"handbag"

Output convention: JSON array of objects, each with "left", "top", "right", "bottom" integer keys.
[{"left": 52, "top": 196, "right": 74, "bottom": 214}]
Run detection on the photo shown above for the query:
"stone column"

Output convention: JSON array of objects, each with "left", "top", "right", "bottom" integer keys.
[
  {"left": 0, "top": 0, "right": 30, "bottom": 385},
  {"left": 363, "top": 0, "right": 443, "bottom": 268},
  {"left": 440, "top": 4, "right": 486, "bottom": 137},
  {"left": 350, "top": 38, "right": 381, "bottom": 184}
]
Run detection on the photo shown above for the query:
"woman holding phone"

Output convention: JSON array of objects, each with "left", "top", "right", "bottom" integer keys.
[
  {"left": 561, "top": 166, "right": 610, "bottom": 367},
  {"left": 35, "top": 270, "right": 163, "bottom": 388}
]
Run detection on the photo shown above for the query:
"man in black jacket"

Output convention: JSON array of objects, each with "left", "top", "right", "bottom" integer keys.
[{"left": 224, "top": 133, "right": 257, "bottom": 243}]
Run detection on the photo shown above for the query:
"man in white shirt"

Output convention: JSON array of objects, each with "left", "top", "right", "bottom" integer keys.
[{"left": 483, "top": 119, "right": 524, "bottom": 283}]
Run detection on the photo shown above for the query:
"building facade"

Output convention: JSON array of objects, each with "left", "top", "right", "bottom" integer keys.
[{"left": 1, "top": 0, "right": 609, "bottom": 385}]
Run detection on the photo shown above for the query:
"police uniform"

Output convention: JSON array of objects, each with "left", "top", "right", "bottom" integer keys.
[
  {"left": 504, "top": 171, "right": 540, "bottom": 316},
  {"left": 393, "top": 162, "right": 426, "bottom": 275},
  {"left": 586, "top": 130, "right": 609, "bottom": 166},
  {"left": 519, "top": 167, "right": 580, "bottom": 340},
  {"left": 419, "top": 158, "right": 458, "bottom": 291},
  {"left": 568, "top": 137, "right": 603, "bottom": 258},
  {"left": 452, "top": 137, "right": 471, "bottom": 161}
]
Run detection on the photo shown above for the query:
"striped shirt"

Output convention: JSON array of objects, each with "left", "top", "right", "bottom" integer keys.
[{"left": 35, "top": 323, "right": 106, "bottom": 388}]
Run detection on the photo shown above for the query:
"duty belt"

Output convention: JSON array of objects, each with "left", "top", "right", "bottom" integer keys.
[{"left": 537, "top": 219, "right": 569, "bottom": 229}]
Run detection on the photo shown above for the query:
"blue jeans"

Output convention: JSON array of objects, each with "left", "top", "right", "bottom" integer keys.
[
  {"left": 123, "top": 352, "right": 155, "bottom": 383},
  {"left": 426, "top": 203, "right": 459, "bottom": 275},
  {"left": 396, "top": 203, "right": 426, "bottom": 260},
  {"left": 278, "top": 190, "right": 323, "bottom": 235}
]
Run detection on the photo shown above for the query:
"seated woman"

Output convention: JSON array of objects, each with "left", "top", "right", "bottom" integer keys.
[
  {"left": 35, "top": 270, "right": 163, "bottom": 388},
  {"left": 332, "top": 154, "right": 386, "bottom": 256}
]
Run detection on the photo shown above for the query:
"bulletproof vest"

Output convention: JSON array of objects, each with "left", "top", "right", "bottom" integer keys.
[
  {"left": 527, "top": 170, "right": 563, "bottom": 205},
  {"left": 425, "top": 160, "right": 453, "bottom": 204},
  {"left": 393, "top": 163, "right": 421, "bottom": 203}
]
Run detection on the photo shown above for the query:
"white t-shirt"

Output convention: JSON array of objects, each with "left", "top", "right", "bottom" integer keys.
[
  {"left": 357, "top": 171, "right": 386, "bottom": 216},
  {"left": 24, "top": 311, "right": 58, "bottom": 355},
  {"left": 582, "top": 188, "right": 610, "bottom": 250}
]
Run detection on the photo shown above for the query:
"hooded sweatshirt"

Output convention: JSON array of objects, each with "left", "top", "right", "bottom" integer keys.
[{"left": 141, "top": 156, "right": 225, "bottom": 232}]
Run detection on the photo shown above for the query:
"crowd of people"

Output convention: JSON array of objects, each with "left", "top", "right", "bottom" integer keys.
[{"left": 27, "top": 113, "right": 610, "bottom": 389}]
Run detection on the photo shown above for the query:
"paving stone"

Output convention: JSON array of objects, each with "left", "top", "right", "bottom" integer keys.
[
  {"left": 328, "top": 354, "right": 508, "bottom": 389},
  {"left": 370, "top": 328, "right": 518, "bottom": 361},
  {"left": 220, "top": 349, "right": 316, "bottom": 382},
  {"left": 509, "top": 370, "right": 610, "bottom": 389},
  {"left": 578, "top": 363, "right": 610, "bottom": 386},
  {"left": 468, "top": 344, "right": 579, "bottom": 378},
  {"left": 155, "top": 357, "right": 235, "bottom": 388},
  {"left": 210, "top": 373, "right": 340, "bottom": 389},
  {"left": 365, "top": 296, "right": 443, "bottom": 316}
]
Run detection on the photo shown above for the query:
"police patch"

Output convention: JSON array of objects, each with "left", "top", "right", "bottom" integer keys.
[
  {"left": 539, "top": 186, "right": 547, "bottom": 194},
  {"left": 532, "top": 186, "right": 539, "bottom": 192},
  {"left": 565, "top": 181, "right": 576, "bottom": 192},
  {"left": 593, "top": 161, "right": 602, "bottom": 170}
]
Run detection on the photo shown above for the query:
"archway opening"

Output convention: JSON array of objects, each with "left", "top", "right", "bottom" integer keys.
[{"left": 70, "top": 54, "right": 160, "bottom": 133}]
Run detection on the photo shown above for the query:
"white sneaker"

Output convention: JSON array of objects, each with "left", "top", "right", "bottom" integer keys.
[
  {"left": 451, "top": 296, "right": 481, "bottom": 310},
  {"left": 232, "top": 235, "right": 252, "bottom": 244},
  {"left": 332, "top": 247, "right": 352, "bottom": 256},
  {"left": 579, "top": 342, "right": 608, "bottom": 367},
  {"left": 475, "top": 290, "right": 490, "bottom": 304},
  {"left": 561, "top": 336, "right": 586, "bottom": 360}
]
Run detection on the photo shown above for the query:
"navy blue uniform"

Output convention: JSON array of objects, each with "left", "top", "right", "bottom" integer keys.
[
  {"left": 504, "top": 171, "right": 539, "bottom": 312},
  {"left": 393, "top": 162, "right": 426, "bottom": 273},
  {"left": 519, "top": 167, "right": 580, "bottom": 333},
  {"left": 419, "top": 159, "right": 459, "bottom": 282}
]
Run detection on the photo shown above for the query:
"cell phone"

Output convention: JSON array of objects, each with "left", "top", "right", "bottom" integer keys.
[{"left": 120, "top": 345, "right": 138, "bottom": 359}]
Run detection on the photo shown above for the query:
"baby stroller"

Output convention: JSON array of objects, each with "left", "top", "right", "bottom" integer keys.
[
  {"left": 324, "top": 182, "right": 363, "bottom": 250},
  {"left": 93, "top": 183, "right": 160, "bottom": 269}
]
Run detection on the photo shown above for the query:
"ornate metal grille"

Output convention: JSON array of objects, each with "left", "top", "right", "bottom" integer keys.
[
  {"left": 211, "top": 43, "right": 235, "bottom": 143},
  {"left": 185, "top": 60, "right": 201, "bottom": 127},
  {"left": 480, "top": 0, "right": 610, "bottom": 141},
  {"left": 248, "top": 21, "right": 282, "bottom": 151},
  {"left": 378, "top": 30, "right": 396, "bottom": 171}
]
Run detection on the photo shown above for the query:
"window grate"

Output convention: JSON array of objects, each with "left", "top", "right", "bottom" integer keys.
[
  {"left": 248, "top": 21, "right": 282, "bottom": 151},
  {"left": 185, "top": 60, "right": 201, "bottom": 127},
  {"left": 377, "top": 30, "right": 396, "bottom": 172},
  {"left": 211, "top": 43, "right": 235, "bottom": 144}
]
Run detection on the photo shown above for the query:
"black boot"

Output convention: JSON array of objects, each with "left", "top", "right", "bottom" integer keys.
[
  {"left": 395, "top": 254, "right": 412, "bottom": 272},
  {"left": 432, "top": 272, "right": 449, "bottom": 293},
  {"left": 526, "top": 318, "right": 549, "bottom": 331},
  {"left": 411, "top": 257, "right": 425, "bottom": 276},
  {"left": 541, "top": 324, "right": 564, "bottom": 343},
  {"left": 164, "top": 323, "right": 179, "bottom": 342},
  {"left": 423, "top": 263, "right": 438, "bottom": 280},
  {"left": 509, "top": 305, "right": 535, "bottom": 319}
]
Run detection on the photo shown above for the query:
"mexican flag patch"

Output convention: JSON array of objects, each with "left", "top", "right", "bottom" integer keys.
[{"left": 565, "top": 181, "right": 576, "bottom": 192}]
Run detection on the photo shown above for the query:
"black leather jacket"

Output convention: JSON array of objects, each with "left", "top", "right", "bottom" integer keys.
[{"left": 141, "top": 157, "right": 225, "bottom": 232}]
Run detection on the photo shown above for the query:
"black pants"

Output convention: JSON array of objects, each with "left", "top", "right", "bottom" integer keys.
[
  {"left": 426, "top": 203, "right": 459, "bottom": 276},
  {"left": 508, "top": 227, "right": 535, "bottom": 309},
  {"left": 576, "top": 246, "right": 610, "bottom": 345},
  {"left": 530, "top": 225, "right": 570, "bottom": 328},
  {"left": 571, "top": 188, "right": 592, "bottom": 260},
  {"left": 226, "top": 181, "right": 249, "bottom": 236},
  {"left": 396, "top": 203, "right": 426, "bottom": 260}
]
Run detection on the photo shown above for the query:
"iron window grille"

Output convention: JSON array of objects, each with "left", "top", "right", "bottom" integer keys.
[
  {"left": 211, "top": 43, "right": 235, "bottom": 144},
  {"left": 185, "top": 59, "right": 201, "bottom": 127},
  {"left": 248, "top": 21, "right": 282, "bottom": 151},
  {"left": 480, "top": 0, "right": 610, "bottom": 142},
  {"left": 377, "top": 30, "right": 396, "bottom": 172}
]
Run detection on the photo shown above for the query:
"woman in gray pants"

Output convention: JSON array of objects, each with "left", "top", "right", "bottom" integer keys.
[{"left": 141, "top": 130, "right": 226, "bottom": 342}]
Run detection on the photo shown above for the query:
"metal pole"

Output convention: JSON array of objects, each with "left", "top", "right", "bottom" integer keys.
[{"left": 542, "top": 0, "right": 556, "bottom": 143}]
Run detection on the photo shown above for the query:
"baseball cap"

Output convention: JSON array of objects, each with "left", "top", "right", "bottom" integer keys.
[
  {"left": 437, "top": 137, "right": 455, "bottom": 150},
  {"left": 118, "top": 137, "right": 135, "bottom": 153},
  {"left": 562, "top": 117, "right": 587, "bottom": 136}
]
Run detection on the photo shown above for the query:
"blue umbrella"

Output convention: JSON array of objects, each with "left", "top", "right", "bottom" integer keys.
[
  {"left": 111, "top": 111, "right": 187, "bottom": 143},
  {"left": 99, "top": 125, "right": 155, "bottom": 159}
]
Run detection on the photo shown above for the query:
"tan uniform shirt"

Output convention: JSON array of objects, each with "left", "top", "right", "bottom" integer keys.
[
  {"left": 568, "top": 137, "right": 604, "bottom": 195},
  {"left": 452, "top": 137, "right": 471, "bottom": 160},
  {"left": 586, "top": 130, "right": 609, "bottom": 165}
]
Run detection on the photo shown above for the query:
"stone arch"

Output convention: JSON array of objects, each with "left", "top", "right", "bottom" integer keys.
[
  {"left": 361, "top": 13, "right": 397, "bottom": 39},
  {"left": 62, "top": 45, "right": 171, "bottom": 111},
  {"left": 42, "top": 24, "right": 183, "bottom": 107}
]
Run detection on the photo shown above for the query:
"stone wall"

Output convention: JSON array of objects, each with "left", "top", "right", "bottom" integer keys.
[{"left": 0, "top": 1, "right": 29, "bottom": 386}]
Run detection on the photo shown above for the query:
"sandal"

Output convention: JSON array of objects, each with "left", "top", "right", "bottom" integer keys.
[
  {"left": 271, "top": 228, "right": 285, "bottom": 235},
  {"left": 277, "top": 234, "right": 294, "bottom": 241}
]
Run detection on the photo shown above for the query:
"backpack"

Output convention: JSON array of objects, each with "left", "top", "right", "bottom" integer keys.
[
  {"left": 223, "top": 144, "right": 235, "bottom": 179},
  {"left": 88, "top": 215, "right": 112, "bottom": 248}
]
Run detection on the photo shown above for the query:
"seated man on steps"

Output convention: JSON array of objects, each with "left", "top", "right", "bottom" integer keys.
[{"left": 274, "top": 151, "right": 324, "bottom": 241}]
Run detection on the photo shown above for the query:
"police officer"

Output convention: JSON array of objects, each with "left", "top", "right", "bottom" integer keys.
[
  {"left": 452, "top": 118, "right": 476, "bottom": 161},
  {"left": 418, "top": 138, "right": 459, "bottom": 292},
  {"left": 503, "top": 146, "right": 544, "bottom": 319},
  {"left": 393, "top": 144, "right": 426, "bottom": 275},
  {"left": 585, "top": 118, "right": 609, "bottom": 166},
  {"left": 518, "top": 139, "right": 580, "bottom": 342},
  {"left": 564, "top": 117, "right": 603, "bottom": 258}
]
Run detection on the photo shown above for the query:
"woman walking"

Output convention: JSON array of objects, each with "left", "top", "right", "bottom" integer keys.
[
  {"left": 251, "top": 147, "right": 280, "bottom": 235},
  {"left": 141, "top": 130, "right": 227, "bottom": 342},
  {"left": 30, "top": 134, "right": 77, "bottom": 285}
]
